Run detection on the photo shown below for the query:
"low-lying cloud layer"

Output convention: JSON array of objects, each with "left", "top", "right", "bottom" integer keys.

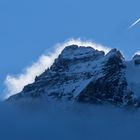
[
  {"left": 0, "top": 103, "right": 140, "bottom": 140},
  {"left": 4, "top": 39, "right": 111, "bottom": 99}
]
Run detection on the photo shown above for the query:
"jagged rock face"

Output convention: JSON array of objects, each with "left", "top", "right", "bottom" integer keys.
[
  {"left": 78, "top": 50, "right": 134, "bottom": 105},
  {"left": 7, "top": 45, "right": 138, "bottom": 107}
]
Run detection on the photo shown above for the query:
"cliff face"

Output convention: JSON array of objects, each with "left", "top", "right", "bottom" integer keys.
[{"left": 7, "top": 45, "right": 140, "bottom": 107}]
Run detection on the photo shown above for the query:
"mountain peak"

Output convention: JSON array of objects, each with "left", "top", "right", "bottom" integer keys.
[
  {"left": 133, "top": 54, "right": 140, "bottom": 65},
  {"left": 60, "top": 45, "right": 105, "bottom": 60},
  {"left": 106, "top": 48, "right": 124, "bottom": 60},
  {"left": 7, "top": 46, "right": 140, "bottom": 108}
]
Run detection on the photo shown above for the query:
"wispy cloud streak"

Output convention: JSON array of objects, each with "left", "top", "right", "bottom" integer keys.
[{"left": 128, "top": 18, "right": 140, "bottom": 29}]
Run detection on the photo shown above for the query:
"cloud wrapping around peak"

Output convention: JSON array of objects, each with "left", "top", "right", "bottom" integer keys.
[{"left": 4, "top": 39, "right": 111, "bottom": 99}]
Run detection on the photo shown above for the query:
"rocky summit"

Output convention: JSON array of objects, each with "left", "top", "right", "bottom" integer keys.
[{"left": 7, "top": 45, "right": 140, "bottom": 107}]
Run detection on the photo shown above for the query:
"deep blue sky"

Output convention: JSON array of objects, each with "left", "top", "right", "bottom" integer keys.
[{"left": 0, "top": 0, "right": 140, "bottom": 92}]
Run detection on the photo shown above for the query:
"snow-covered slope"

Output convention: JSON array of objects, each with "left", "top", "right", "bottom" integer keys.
[
  {"left": 7, "top": 45, "right": 140, "bottom": 107},
  {"left": 125, "top": 55, "right": 140, "bottom": 97}
]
